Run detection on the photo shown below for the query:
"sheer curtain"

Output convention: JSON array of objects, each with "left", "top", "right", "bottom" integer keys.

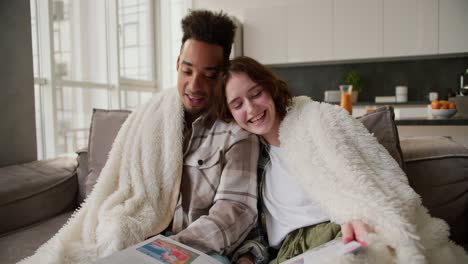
[{"left": 29, "top": 0, "right": 191, "bottom": 158}]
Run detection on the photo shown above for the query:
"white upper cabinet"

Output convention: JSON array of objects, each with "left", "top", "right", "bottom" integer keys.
[
  {"left": 333, "top": 0, "right": 383, "bottom": 60},
  {"left": 243, "top": 0, "right": 465, "bottom": 65},
  {"left": 243, "top": 7, "right": 287, "bottom": 65},
  {"left": 383, "top": 0, "right": 438, "bottom": 57},
  {"left": 439, "top": 0, "right": 468, "bottom": 54},
  {"left": 287, "top": 0, "right": 333, "bottom": 63}
]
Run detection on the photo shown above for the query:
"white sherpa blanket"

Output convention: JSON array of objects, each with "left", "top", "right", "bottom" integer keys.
[
  {"left": 19, "top": 89, "right": 184, "bottom": 264},
  {"left": 280, "top": 96, "right": 467, "bottom": 264}
]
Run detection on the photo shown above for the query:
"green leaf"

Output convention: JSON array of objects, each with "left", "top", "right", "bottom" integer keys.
[{"left": 345, "top": 70, "right": 362, "bottom": 93}]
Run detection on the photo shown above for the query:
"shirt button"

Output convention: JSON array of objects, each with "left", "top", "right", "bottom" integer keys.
[{"left": 197, "top": 160, "right": 204, "bottom": 165}]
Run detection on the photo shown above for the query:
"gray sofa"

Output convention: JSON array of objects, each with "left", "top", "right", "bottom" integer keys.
[{"left": 1, "top": 107, "right": 467, "bottom": 264}]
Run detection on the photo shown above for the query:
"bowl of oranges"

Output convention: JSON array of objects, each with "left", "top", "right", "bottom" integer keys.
[{"left": 430, "top": 100, "right": 457, "bottom": 118}]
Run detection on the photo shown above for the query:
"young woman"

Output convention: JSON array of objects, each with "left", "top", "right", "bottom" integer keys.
[{"left": 213, "top": 56, "right": 467, "bottom": 264}]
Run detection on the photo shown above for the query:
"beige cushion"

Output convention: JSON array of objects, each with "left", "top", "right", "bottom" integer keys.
[
  {"left": 0, "top": 157, "right": 77, "bottom": 234},
  {"left": 400, "top": 136, "right": 468, "bottom": 247},
  {"left": 85, "top": 109, "right": 131, "bottom": 196},
  {"left": 357, "top": 106, "right": 406, "bottom": 170}
]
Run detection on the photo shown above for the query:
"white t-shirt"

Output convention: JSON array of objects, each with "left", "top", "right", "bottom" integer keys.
[{"left": 263, "top": 145, "right": 329, "bottom": 248}]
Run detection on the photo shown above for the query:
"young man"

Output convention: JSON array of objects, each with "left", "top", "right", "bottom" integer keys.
[
  {"left": 18, "top": 10, "right": 258, "bottom": 264},
  {"left": 167, "top": 10, "right": 259, "bottom": 262}
]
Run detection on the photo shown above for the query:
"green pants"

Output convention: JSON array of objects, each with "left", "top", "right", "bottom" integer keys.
[{"left": 270, "top": 222, "right": 341, "bottom": 264}]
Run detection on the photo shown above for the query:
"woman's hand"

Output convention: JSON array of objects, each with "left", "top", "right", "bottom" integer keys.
[
  {"left": 236, "top": 253, "right": 255, "bottom": 264},
  {"left": 341, "top": 220, "right": 374, "bottom": 246}
]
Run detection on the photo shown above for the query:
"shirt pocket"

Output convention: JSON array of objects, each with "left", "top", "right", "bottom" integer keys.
[
  {"left": 184, "top": 147, "right": 223, "bottom": 169},
  {"left": 183, "top": 148, "right": 223, "bottom": 209}
]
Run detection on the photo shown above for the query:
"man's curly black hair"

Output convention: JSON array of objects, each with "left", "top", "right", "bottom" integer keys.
[{"left": 181, "top": 10, "right": 236, "bottom": 64}]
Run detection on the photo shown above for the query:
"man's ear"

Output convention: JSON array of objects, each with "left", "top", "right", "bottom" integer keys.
[{"left": 176, "top": 56, "right": 180, "bottom": 71}]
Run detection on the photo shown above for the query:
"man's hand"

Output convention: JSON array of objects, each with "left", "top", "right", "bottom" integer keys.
[
  {"left": 341, "top": 220, "right": 374, "bottom": 246},
  {"left": 236, "top": 253, "right": 255, "bottom": 264}
]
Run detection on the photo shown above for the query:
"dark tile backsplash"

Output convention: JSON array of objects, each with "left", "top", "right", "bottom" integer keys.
[{"left": 270, "top": 56, "right": 468, "bottom": 102}]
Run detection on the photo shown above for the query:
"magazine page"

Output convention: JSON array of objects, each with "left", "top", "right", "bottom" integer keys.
[
  {"left": 95, "top": 235, "right": 222, "bottom": 264},
  {"left": 281, "top": 239, "right": 363, "bottom": 264}
]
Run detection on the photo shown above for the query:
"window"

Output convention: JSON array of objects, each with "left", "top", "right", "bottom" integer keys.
[
  {"left": 30, "top": 0, "right": 170, "bottom": 158},
  {"left": 31, "top": 0, "right": 47, "bottom": 159},
  {"left": 118, "top": 0, "right": 154, "bottom": 81}
]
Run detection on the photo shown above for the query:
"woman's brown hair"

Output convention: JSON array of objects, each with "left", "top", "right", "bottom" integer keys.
[{"left": 212, "top": 56, "right": 293, "bottom": 122}]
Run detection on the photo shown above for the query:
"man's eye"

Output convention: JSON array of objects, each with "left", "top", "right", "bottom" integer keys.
[
  {"left": 182, "top": 70, "right": 192, "bottom": 76},
  {"left": 205, "top": 73, "right": 218, "bottom": 80}
]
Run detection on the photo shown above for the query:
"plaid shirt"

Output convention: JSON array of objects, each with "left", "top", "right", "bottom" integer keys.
[
  {"left": 231, "top": 142, "right": 272, "bottom": 263},
  {"left": 169, "top": 114, "right": 259, "bottom": 255}
]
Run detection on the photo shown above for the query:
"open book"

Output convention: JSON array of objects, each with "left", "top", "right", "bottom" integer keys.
[
  {"left": 94, "top": 235, "right": 221, "bottom": 264},
  {"left": 281, "top": 239, "right": 364, "bottom": 264}
]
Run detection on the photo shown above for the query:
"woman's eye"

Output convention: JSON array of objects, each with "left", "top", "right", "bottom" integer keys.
[
  {"left": 231, "top": 103, "right": 242, "bottom": 110},
  {"left": 251, "top": 90, "right": 262, "bottom": 98}
]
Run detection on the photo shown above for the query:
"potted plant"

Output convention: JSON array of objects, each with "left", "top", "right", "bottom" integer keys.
[{"left": 345, "top": 69, "right": 361, "bottom": 103}]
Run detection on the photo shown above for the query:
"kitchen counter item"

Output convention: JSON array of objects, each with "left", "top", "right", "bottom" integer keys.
[
  {"left": 339, "top": 85, "right": 353, "bottom": 114},
  {"left": 396, "top": 86, "right": 408, "bottom": 102},
  {"left": 450, "top": 96, "right": 468, "bottom": 117},
  {"left": 375, "top": 96, "right": 396, "bottom": 103},
  {"left": 460, "top": 69, "right": 468, "bottom": 96},
  {"left": 324, "top": 90, "right": 340, "bottom": 103},
  {"left": 430, "top": 109, "right": 457, "bottom": 119},
  {"left": 429, "top": 92, "right": 438, "bottom": 101}
]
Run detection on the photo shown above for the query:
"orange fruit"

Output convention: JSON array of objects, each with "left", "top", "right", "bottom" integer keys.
[
  {"left": 431, "top": 101, "right": 440, "bottom": 109},
  {"left": 449, "top": 102, "right": 456, "bottom": 109},
  {"left": 440, "top": 104, "right": 449, "bottom": 109}
]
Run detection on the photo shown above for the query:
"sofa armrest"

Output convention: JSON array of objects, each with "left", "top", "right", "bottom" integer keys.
[
  {"left": 401, "top": 136, "right": 468, "bottom": 247},
  {"left": 0, "top": 157, "right": 78, "bottom": 235},
  {"left": 76, "top": 147, "right": 88, "bottom": 205}
]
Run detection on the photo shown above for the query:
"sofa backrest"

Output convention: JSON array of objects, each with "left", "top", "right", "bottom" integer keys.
[
  {"left": 78, "top": 106, "right": 405, "bottom": 200},
  {"left": 77, "top": 109, "right": 131, "bottom": 203},
  {"left": 401, "top": 136, "right": 468, "bottom": 248},
  {"left": 357, "top": 106, "right": 406, "bottom": 170}
]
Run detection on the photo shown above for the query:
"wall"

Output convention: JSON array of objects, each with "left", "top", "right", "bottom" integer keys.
[
  {"left": 272, "top": 56, "right": 468, "bottom": 102},
  {"left": 192, "top": 0, "right": 306, "bottom": 20},
  {"left": 0, "top": 0, "right": 37, "bottom": 167}
]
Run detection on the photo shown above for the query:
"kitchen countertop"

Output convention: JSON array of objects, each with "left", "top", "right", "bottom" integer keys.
[
  {"left": 395, "top": 116, "right": 468, "bottom": 126},
  {"left": 354, "top": 101, "right": 429, "bottom": 106},
  {"left": 322, "top": 101, "right": 468, "bottom": 125}
]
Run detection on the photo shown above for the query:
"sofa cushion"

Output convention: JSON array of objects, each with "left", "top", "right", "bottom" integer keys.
[
  {"left": 400, "top": 136, "right": 468, "bottom": 247},
  {"left": 357, "top": 106, "right": 406, "bottom": 170},
  {"left": 0, "top": 211, "right": 72, "bottom": 264},
  {"left": 0, "top": 157, "right": 77, "bottom": 235},
  {"left": 86, "top": 109, "right": 131, "bottom": 196}
]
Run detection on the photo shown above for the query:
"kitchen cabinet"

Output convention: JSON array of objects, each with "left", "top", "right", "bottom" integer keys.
[
  {"left": 287, "top": 0, "right": 333, "bottom": 63},
  {"left": 243, "top": 0, "right": 466, "bottom": 65},
  {"left": 333, "top": 0, "right": 383, "bottom": 60},
  {"left": 244, "top": 1, "right": 333, "bottom": 65},
  {"left": 439, "top": 0, "right": 468, "bottom": 54},
  {"left": 383, "top": 0, "right": 438, "bottom": 57},
  {"left": 243, "top": 7, "right": 287, "bottom": 65}
]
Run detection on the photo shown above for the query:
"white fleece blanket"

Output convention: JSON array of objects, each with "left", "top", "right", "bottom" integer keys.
[
  {"left": 280, "top": 96, "right": 467, "bottom": 264},
  {"left": 19, "top": 89, "right": 184, "bottom": 264}
]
